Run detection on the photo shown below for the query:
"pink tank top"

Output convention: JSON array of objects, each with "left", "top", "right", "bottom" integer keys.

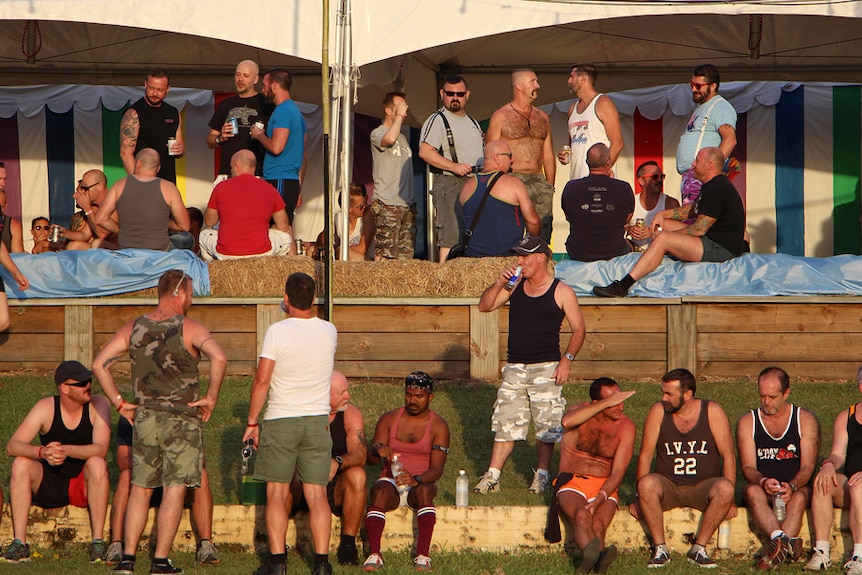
[{"left": 385, "top": 407, "right": 435, "bottom": 477}]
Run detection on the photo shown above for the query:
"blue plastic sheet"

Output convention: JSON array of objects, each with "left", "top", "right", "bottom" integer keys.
[
  {"left": 0, "top": 249, "right": 210, "bottom": 298},
  {"left": 555, "top": 253, "right": 862, "bottom": 298}
]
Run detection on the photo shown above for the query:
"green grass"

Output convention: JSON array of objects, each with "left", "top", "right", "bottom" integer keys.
[
  {"left": 0, "top": 545, "right": 827, "bottom": 574},
  {"left": 0, "top": 374, "right": 853, "bottom": 507}
]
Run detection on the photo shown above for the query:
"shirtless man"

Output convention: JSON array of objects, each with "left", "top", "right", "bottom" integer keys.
[
  {"left": 486, "top": 69, "right": 555, "bottom": 242},
  {"left": 556, "top": 378, "right": 636, "bottom": 573}
]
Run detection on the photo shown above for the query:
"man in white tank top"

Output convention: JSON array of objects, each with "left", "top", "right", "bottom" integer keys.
[
  {"left": 559, "top": 64, "right": 623, "bottom": 181},
  {"left": 627, "top": 162, "right": 680, "bottom": 251}
]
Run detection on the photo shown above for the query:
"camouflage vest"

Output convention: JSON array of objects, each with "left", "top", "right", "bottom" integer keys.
[{"left": 130, "top": 314, "right": 200, "bottom": 417}]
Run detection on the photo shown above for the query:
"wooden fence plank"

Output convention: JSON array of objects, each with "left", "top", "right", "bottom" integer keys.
[
  {"left": 6, "top": 305, "right": 64, "bottom": 333},
  {"left": 65, "top": 305, "right": 92, "bottom": 365},
  {"left": 497, "top": 333, "right": 666, "bottom": 362},
  {"left": 470, "top": 306, "right": 499, "bottom": 379},
  {"left": 697, "top": 304, "right": 862, "bottom": 333},
  {"left": 667, "top": 304, "right": 697, "bottom": 373},
  {"left": 499, "top": 305, "right": 667, "bottom": 333},
  {"left": 698, "top": 333, "right": 861, "bottom": 361},
  {"left": 338, "top": 333, "right": 470, "bottom": 361},
  {"left": 335, "top": 360, "right": 469, "bottom": 379},
  {"left": 333, "top": 305, "right": 469, "bottom": 333},
  {"left": 698, "top": 361, "right": 859, "bottom": 380}
]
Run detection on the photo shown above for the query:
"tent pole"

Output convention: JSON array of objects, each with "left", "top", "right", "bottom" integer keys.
[
  {"left": 339, "top": 0, "right": 353, "bottom": 262},
  {"left": 322, "top": 0, "right": 333, "bottom": 321}
]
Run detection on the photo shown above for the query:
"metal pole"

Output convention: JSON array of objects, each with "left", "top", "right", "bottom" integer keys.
[
  {"left": 322, "top": 0, "right": 333, "bottom": 321},
  {"left": 339, "top": 0, "right": 353, "bottom": 262}
]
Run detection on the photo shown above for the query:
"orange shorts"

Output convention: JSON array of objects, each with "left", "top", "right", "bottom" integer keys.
[{"left": 556, "top": 474, "right": 619, "bottom": 505}]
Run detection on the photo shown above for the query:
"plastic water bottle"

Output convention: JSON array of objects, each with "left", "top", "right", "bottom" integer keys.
[
  {"left": 774, "top": 493, "right": 786, "bottom": 521},
  {"left": 456, "top": 470, "right": 469, "bottom": 507},
  {"left": 504, "top": 266, "right": 522, "bottom": 291},
  {"left": 390, "top": 455, "right": 410, "bottom": 495},
  {"left": 718, "top": 520, "right": 731, "bottom": 549}
]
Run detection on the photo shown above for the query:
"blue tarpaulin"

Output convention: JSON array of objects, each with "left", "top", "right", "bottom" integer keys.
[
  {"left": 0, "top": 249, "right": 210, "bottom": 298},
  {"left": 555, "top": 253, "right": 862, "bottom": 298}
]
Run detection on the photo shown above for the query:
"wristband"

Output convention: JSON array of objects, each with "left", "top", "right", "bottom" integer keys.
[
  {"left": 37, "top": 446, "right": 43, "bottom": 459},
  {"left": 598, "top": 490, "right": 608, "bottom": 500},
  {"left": 246, "top": 422, "right": 259, "bottom": 428},
  {"left": 116, "top": 399, "right": 126, "bottom": 412},
  {"left": 789, "top": 482, "right": 798, "bottom": 492},
  {"left": 759, "top": 476, "right": 769, "bottom": 489}
]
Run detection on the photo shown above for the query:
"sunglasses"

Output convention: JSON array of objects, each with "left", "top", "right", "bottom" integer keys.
[
  {"left": 78, "top": 180, "right": 98, "bottom": 191},
  {"left": 443, "top": 90, "right": 466, "bottom": 97},
  {"left": 64, "top": 378, "right": 92, "bottom": 388},
  {"left": 32, "top": 225, "right": 51, "bottom": 231},
  {"left": 496, "top": 152, "right": 513, "bottom": 158},
  {"left": 644, "top": 174, "right": 666, "bottom": 181},
  {"left": 690, "top": 81, "right": 711, "bottom": 90}
]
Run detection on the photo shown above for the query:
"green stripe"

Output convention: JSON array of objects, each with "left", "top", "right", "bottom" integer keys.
[
  {"left": 102, "top": 103, "right": 130, "bottom": 186},
  {"left": 833, "top": 86, "right": 862, "bottom": 255}
]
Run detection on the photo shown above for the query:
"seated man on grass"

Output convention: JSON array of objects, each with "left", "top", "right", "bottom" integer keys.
[
  {"left": 4, "top": 361, "right": 111, "bottom": 563},
  {"left": 593, "top": 147, "right": 745, "bottom": 298}
]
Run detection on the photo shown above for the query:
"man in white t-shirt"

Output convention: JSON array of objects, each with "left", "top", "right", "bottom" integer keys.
[{"left": 244, "top": 272, "right": 338, "bottom": 575}]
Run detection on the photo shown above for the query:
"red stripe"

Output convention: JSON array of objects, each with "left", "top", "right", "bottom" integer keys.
[
  {"left": 632, "top": 108, "right": 663, "bottom": 191},
  {"left": 0, "top": 115, "right": 21, "bottom": 217},
  {"left": 213, "top": 92, "right": 232, "bottom": 178}
]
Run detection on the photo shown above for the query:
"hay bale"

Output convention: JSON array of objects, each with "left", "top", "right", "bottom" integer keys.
[{"left": 203, "top": 255, "right": 557, "bottom": 299}]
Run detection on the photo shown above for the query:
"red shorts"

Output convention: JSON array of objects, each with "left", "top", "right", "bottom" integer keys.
[{"left": 557, "top": 474, "right": 619, "bottom": 505}]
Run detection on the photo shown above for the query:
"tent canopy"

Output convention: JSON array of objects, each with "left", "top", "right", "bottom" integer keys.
[{"left": 2, "top": 2, "right": 862, "bottom": 118}]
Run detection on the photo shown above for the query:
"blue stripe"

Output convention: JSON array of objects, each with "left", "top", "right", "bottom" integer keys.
[
  {"left": 45, "top": 107, "right": 76, "bottom": 227},
  {"left": 774, "top": 87, "right": 805, "bottom": 256}
]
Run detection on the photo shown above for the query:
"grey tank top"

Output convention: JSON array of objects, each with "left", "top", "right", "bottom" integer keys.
[{"left": 117, "top": 176, "right": 171, "bottom": 250}]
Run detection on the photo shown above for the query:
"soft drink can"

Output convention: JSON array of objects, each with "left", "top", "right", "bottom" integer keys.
[
  {"left": 49, "top": 225, "right": 61, "bottom": 243},
  {"left": 254, "top": 121, "right": 265, "bottom": 131},
  {"left": 504, "top": 266, "right": 523, "bottom": 291},
  {"left": 167, "top": 137, "right": 178, "bottom": 156},
  {"left": 295, "top": 239, "right": 304, "bottom": 255},
  {"left": 229, "top": 118, "right": 239, "bottom": 135}
]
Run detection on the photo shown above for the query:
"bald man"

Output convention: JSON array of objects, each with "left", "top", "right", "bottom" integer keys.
[
  {"left": 62, "top": 169, "right": 119, "bottom": 250},
  {"left": 207, "top": 60, "right": 274, "bottom": 183},
  {"left": 486, "top": 69, "right": 555, "bottom": 243},
  {"left": 199, "top": 150, "right": 295, "bottom": 260},
  {"left": 593, "top": 147, "right": 746, "bottom": 298},
  {"left": 94, "top": 148, "right": 193, "bottom": 251},
  {"left": 456, "top": 140, "right": 540, "bottom": 257}
]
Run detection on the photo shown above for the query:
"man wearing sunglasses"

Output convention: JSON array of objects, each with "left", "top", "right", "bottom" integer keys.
[
  {"left": 419, "top": 75, "right": 484, "bottom": 262},
  {"left": 676, "top": 64, "right": 737, "bottom": 206},
  {"left": 62, "top": 170, "right": 119, "bottom": 250},
  {"left": 4, "top": 360, "right": 112, "bottom": 563},
  {"left": 628, "top": 162, "right": 680, "bottom": 252}
]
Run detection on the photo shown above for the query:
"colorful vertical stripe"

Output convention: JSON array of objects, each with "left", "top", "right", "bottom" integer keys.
[
  {"left": 632, "top": 108, "right": 663, "bottom": 184},
  {"left": 775, "top": 86, "right": 805, "bottom": 257},
  {"left": 832, "top": 86, "right": 861, "bottom": 255}
]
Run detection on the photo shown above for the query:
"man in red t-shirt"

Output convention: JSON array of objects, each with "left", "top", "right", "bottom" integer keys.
[{"left": 199, "top": 150, "right": 295, "bottom": 260}]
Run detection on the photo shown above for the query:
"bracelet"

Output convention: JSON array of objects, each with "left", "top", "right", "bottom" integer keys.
[
  {"left": 789, "top": 482, "right": 798, "bottom": 492},
  {"left": 36, "top": 446, "right": 43, "bottom": 459},
  {"left": 759, "top": 476, "right": 769, "bottom": 489},
  {"left": 246, "top": 422, "right": 259, "bottom": 428},
  {"left": 215, "top": 135, "right": 222, "bottom": 145},
  {"left": 116, "top": 399, "right": 126, "bottom": 412}
]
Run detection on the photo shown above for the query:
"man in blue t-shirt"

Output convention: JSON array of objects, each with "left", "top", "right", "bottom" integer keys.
[{"left": 251, "top": 68, "right": 307, "bottom": 224}]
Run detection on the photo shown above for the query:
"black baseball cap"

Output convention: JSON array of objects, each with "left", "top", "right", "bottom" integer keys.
[
  {"left": 512, "top": 235, "right": 551, "bottom": 257},
  {"left": 54, "top": 360, "right": 93, "bottom": 386}
]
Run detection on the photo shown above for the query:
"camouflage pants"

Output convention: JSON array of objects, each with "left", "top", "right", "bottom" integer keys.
[
  {"left": 132, "top": 408, "right": 203, "bottom": 489},
  {"left": 491, "top": 362, "right": 565, "bottom": 443},
  {"left": 372, "top": 199, "right": 416, "bottom": 259},
  {"left": 510, "top": 172, "right": 555, "bottom": 243}
]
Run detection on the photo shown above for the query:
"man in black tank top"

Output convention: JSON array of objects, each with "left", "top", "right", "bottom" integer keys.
[
  {"left": 737, "top": 367, "right": 819, "bottom": 569},
  {"left": 3, "top": 361, "right": 112, "bottom": 563},
  {"left": 473, "top": 235, "right": 586, "bottom": 496},
  {"left": 806, "top": 366, "right": 862, "bottom": 572},
  {"left": 630, "top": 368, "right": 737, "bottom": 569},
  {"left": 288, "top": 371, "right": 368, "bottom": 566},
  {"left": 120, "top": 68, "right": 184, "bottom": 185}
]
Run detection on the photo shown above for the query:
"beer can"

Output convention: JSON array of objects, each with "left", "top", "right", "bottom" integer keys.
[
  {"left": 49, "top": 225, "right": 62, "bottom": 243},
  {"left": 295, "top": 239, "right": 304, "bottom": 255},
  {"left": 229, "top": 118, "right": 239, "bottom": 135},
  {"left": 254, "top": 121, "right": 265, "bottom": 131},
  {"left": 167, "top": 137, "right": 178, "bottom": 156},
  {"left": 636, "top": 218, "right": 645, "bottom": 228}
]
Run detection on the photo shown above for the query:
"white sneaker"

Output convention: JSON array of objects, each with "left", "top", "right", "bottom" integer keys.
[
  {"left": 363, "top": 553, "right": 384, "bottom": 572},
  {"left": 845, "top": 556, "right": 862, "bottom": 575},
  {"left": 528, "top": 470, "right": 549, "bottom": 494},
  {"left": 473, "top": 471, "right": 500, "bottom": 494},
  {"left": 414, "top": 555, "right": 432, "bottom": 571},
  {"left": 806, "top": 549, "right": 832, "bottom": 571}
]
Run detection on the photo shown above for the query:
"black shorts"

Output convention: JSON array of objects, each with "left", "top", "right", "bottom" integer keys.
[
  {"left": 290, "top": 471, "right": 343, "bottom": 518},
  {"left": 267, "top": 179, "right": 301, "bottom": 225},
  {"left": 33, "top": 462, "right": 87, "bottom": 509}
]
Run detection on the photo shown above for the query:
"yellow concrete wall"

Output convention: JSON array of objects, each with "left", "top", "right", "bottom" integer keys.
[{"left": 1, "top": 504, "right": 857, "bottom": 562}]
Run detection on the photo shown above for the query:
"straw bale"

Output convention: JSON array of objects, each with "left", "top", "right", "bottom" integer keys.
[{"left": 203, "top": 255, "right": 558, "bottom": 298}]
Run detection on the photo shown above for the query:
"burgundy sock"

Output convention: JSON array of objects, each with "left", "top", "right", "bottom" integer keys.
[
  {"left": 364, "top": 506, "right": 387, "bottom": 555},
  {"left": 416, "top": 506, "right": 437, "bottom": 556}
]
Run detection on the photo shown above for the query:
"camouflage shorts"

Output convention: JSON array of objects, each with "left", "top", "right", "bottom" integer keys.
[
  {"left": 430, "top": 174, "right": 469, "bottom": 248},
  {"left": 491, "top": 362, "right": 566, "bottom": 443},
  {"left": 132, "top": 408, "right": 203, "bottom": 489},
  {"left": 372, "top": 199, "right": 417, "bottom": 259},
  {"left": 510, "top": 172, "right": 555, "bottom": 243}
]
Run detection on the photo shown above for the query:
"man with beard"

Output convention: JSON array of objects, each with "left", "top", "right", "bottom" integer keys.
[
  {"left": 627, "top": 162, "right": 680, "bottom": 252},
  {"left": 629, "top": 368, "right": 737, "bottom": 568},
  {"left": 737, "top": 367, "right": 819, "bottom": 570},
  {"left": 363, "top": 372, "right": 450, "bottom": 572},
  {"left": 486, "top": 69, "right": 555, "bottom": 243},
  {"left": 555, "top": 378, "right": 636, "bottom": 573},
  {"left": 120, "top": 68, "right": 184, "bottom": 184},
  {"left": 592, "top": 147, "right": 745, "bottom": 298},
  {"left": 558, "top": 64, "right": 623, "bottom": 181},
  {"left": 250, "top": 69, "right": 306, "bottom": 224},
  {"left": 419, "top": 75, "right": 485, "bottom": 262},
  {"left": 456, "top": 140, "right": 540, "bottom": 257},
  {"left": 676, "top": 64, "right": 737, "bottom": 206},
  {"left": 207, "top": 60, "right": 274, "bottom": 183}
]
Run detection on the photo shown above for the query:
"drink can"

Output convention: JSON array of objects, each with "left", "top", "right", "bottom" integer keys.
[
  {"left": 295, "top": 239, "right": 304, "bottom": 255},
  {"left": 229, "top": 118, "right": 239, "bottom": 135},
  {"left": 561, "top": 145, "right": 571, "bottom": 157},
  {"left": 49, "top": 225, "right": 61, "bottom": 243},
  {"left": 254, "top": 121, "right": 265, "bottom": 131},
  {"left": 167, "top": 137, "right": 178, "bottom": 156},
  {"left": 636, "top": 218, "right": 645, "bottom": 228},
  {"left": 504, "top": 266, "right": 523, "bottom": 291}
]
